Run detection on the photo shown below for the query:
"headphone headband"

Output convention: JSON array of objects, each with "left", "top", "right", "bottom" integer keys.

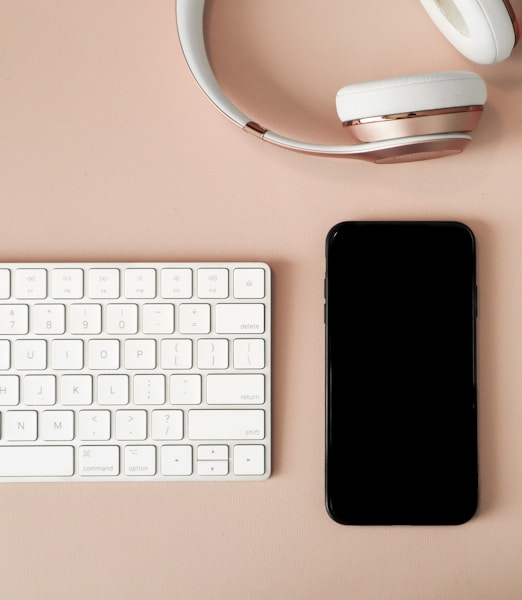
[{"left": 175, "top": 0, "right": 517, "bottom": 163}]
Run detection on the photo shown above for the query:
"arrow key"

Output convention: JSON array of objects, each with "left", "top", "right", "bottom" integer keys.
[
  {"left": 197, "top": 445, "right": 228, "bottom": 461},
  {"left": 160, "top": 445, "right": 192, "bottom": 476},
  {"left": 233, "top": 445, "right": 265, "bottom": 476},
  {"left": 197, "top": 460, "right": 228, "bottom": 476}
]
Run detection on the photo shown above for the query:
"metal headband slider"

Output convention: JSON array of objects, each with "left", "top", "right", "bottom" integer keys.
[{"left": 244, "top": 121, "right": 268, "bottom": 138}]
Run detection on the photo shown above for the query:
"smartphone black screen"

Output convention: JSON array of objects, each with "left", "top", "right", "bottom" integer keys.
[{"left": 325, "top": 221, "right": 477, "bottom": 525}]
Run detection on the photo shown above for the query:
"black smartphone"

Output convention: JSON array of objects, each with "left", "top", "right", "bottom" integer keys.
[{"left": 325, "top": 221, "right": 478, "bottom": 525}]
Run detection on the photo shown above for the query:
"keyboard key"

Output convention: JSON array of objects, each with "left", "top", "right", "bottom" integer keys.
[
  {"left": 116, "top": 410, "right": 147, "bottom": 440},
  {"left": 197, "top": 339, "right": 229, "bottom": 369},
  {"left": 0, "top": 269, "right": 10, "bottom": 299},
  {"left": 42, "top": 410, "right": 74, "bottom": 441},
  {"left": 160, "top": 445, "right": 192, "bottom": 476},
  {"left": 23, "top": 375, "right": 56, "bottom": 406},
  {"left": 0, "top": 341, "right": 10, "bottom": 370},
  {"left": 107, "top": 304, "right": 138, "bottom": 334},
  {"left": 160, "top": 268, "right": 192, "bottom": 299},
  {"left": 60, "top": 374, "right": 93, "bottom": 406},
  {"left": 51, "top": 339, "right": 83, "bottom": 370},
  {"left": 188, "top": 409, "right": 264, "bottom": 440},
  {"left": 124, "top": 445, "right": 156, "bottom": 476},
  {"left": 14, "top": 340, "right": 47, "bottom": 370},
  {"left": 233, "top": 339, "right": 265, "bottom": 369},
  {"left": 169, "top": 374, "right": 201, "bottom": 405},
  {"left": 233, "top": 268, "right": 265, "bottom": 299},
  {"left": 197, "top": 444, "right": 228, "bottom": 460},
  {"left": 97, "top": 374, "right": 129, "bottom": 405},
  {"left": 0, "top": 446, "right": 74, "bottom": 477},
  {"left": 0, "top": 305, "right": 29, "bottom": 335},
  {"left": 215, "top": 303, "right": 264, "bottom": 334},
  {"left": 178, "top": 303, "right": 210, "bottom": 334},
  {"left": 78, "top": 445, "right": 119, "bottom": 477},
  {"left": 4, "top": 410, "right": 38, "bottom": 441},
  {"left": 51, "top": 269, "right": 84, "bottom": 299},
  {"left": 142, "top": 303, "right": 174, "bottom": 334},
  {"left": 198, "top": 460, "right": 228, "bottom": 476},
  {"left": 133, "top": 374, "right": 165, "bottom": 405},
  {"left": 124, "top": 269, "right": 156, "bottom": 299},
  {"left": 124, "top": 339, "right": 156, "bottom": 370},
  {"left": 151, "top": 410, "right": 183, "bottom": 440},
  {"left": 88, "top": 339, "right": 120, "bottom": 370},
  {"left": 206, "top": 374, "right": 264, "bottom": 405},
  {"left": 0, "top": 375, "right": 19, "bottom": 406},
  {"left": 197, "top": 268, "right": 228, "bottom": 299},
  {"left": 160, "top": 339, "right": 192, "bottom": 369},
  {"left": 69, "top": 303, "right": 102, "bottom": 334},
  {"left": 88, "top": 269, "right": 120, "bottom": 299},
  {"left": 32, "top": 304, "right": 66, "bottom": 334},
  {"left": 233, "top": 445, "right": 265, "bottom": 476},
  {"left": 14, "top": 269, "right": 47, "bottom": 299},
  {"left": 79, "top": 410, "right": 111, "bottom": 441}
]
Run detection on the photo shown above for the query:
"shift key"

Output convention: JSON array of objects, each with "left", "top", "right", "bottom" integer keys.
[{"left": 188, "top": 409, "right": 264, "bottom": 440}]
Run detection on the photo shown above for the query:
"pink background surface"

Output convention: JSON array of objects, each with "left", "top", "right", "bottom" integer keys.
[{"left": 1, "top": 1, "right": 522, "bottom": 598}]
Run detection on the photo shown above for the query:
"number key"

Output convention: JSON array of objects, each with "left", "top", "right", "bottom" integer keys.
[
  {"left": 69, "top": 304, "right": 102, "bottom": 334},
  {"left": 33, "top": 304, "right": 65, "bottom": 334},
  {"left": 0, "top": 305, "right": 29, "bottom": 334},
  {"left": 106, "top": 304, "right": 138, "bottom": 334}
]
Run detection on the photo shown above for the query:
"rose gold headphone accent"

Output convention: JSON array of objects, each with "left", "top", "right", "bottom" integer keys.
[
  {"left": 502, "top": 0, "right": 520, "bottom": 45},
  {"left": 244, "top": 121, "right": 268, "bottom": 138},
  {"left": 253, "top": 133, "right": 470, "bottom": 163},
  {"left": 373, "top": 139, "right": 468, "bottom": 163},
  {"left": 344, "top": 105, "right": 483, "bottom": 127},
  {"left": 343, "top": 105, "right": 483, "bottom": 143}
]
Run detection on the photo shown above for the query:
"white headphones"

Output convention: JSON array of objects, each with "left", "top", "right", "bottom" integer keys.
[{"left": 176, "top": 0, "right": 519, "bottom": 163}]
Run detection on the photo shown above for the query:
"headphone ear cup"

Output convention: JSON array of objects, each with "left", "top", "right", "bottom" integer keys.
[
  {"left": 336, "top": 71, "right": 487, "bottom": 142},
  {"left": 419, "top": 0, "right": 518, "bottom": 64}
]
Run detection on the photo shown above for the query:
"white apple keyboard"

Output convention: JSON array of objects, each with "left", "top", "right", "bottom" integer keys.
[{"left": 0, "top": 262, "right": 271, "bottom": 482}]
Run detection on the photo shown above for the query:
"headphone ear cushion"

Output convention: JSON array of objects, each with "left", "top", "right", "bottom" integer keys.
[
  {"left": 336, "top": 71, "right": 487, "bottom": 142},
  {"left": 336, "top": 71, "right": 486, "bottom": 123},
  {"left": 419, "top": 0, "right": 517, "bottom": 64}
]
